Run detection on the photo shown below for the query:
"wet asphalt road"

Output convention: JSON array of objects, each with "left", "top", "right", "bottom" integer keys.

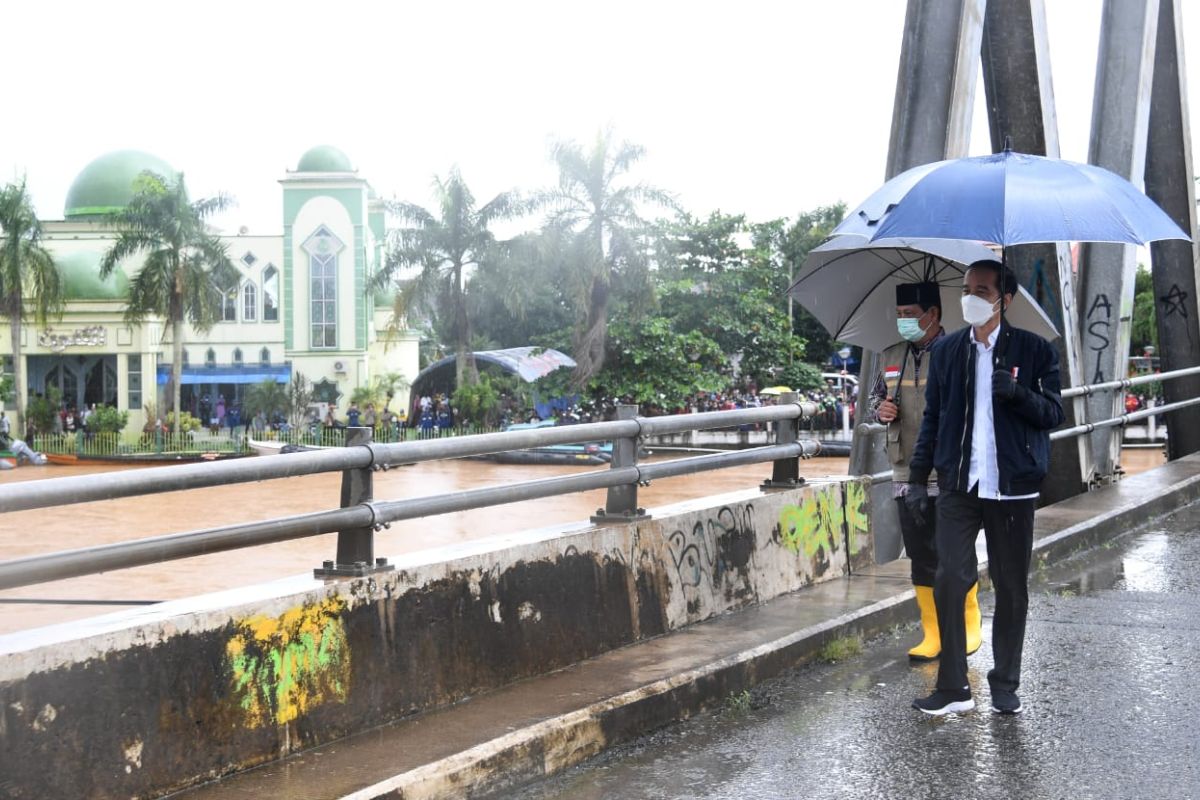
[{"left": 507, "top": 502, "right": 1200, "bottom": 800}]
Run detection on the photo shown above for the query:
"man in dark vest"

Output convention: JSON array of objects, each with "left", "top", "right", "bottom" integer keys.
[
  {"left": 907, "top": 260, "right": 1064, "bottom": 716},
  {"left": 869, "top": 282, "right": 982, "bottom": 661}
]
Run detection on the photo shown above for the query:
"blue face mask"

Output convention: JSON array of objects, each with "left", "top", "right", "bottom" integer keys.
[{"left": 896, "top": 316, "right": 928, "bottom": 342}]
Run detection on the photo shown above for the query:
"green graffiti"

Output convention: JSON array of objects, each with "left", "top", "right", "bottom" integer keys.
[
  {"left": 225, "top": 597, "right": 350, "bottom": 726},
  {"left": 844, "top": 480, "right": 871, "bottom": 555},
  {"left": 778, "top": 487, "right": 843, "bottom": 559}
]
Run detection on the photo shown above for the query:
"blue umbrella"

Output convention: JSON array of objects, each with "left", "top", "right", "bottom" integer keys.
[{"left": 836, "top": 148, "right": 1190, "bottom": 246}]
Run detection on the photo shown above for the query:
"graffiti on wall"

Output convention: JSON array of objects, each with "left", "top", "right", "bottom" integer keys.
[
  {"left": 1160, "top": 283, "right": 1193, "bottom": 347},
  {"left": 665, "top": 505, "right": 758, "bottom": 588},
  {"left": 844, "top": 480, "right": 870, "bottom": 555},
  {"left": 776, "top": 489, "right": 843, "bottom": 570},
  {"left": 1086, "top": 292, "right": 1113, "bottom": 384},
  {"left": 225, "top": 596, "right": 350, "bottom": 727}
]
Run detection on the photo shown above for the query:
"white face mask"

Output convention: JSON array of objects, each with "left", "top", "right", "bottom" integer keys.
[{"left": 961, "top": 294, "right": 999, "bottom": 327}]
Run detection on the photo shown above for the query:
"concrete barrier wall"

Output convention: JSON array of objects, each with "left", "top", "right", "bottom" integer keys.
[{"left": 0, "top": 477, "right": 871, "bottom": 798}]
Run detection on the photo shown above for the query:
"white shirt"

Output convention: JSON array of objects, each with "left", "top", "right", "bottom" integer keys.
[{"left": 968, "top": 326, "right": 1039, "bottom": 501}]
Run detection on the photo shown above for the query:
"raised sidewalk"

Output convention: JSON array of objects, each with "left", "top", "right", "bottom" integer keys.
[{"left": 176, "top": 453, "right": 1200, "bottom": 800}]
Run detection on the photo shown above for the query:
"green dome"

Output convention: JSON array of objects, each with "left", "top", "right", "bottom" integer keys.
[
  {"left": 56, "top": 250, "right": 129, "bottom": 301},
  {"left": 297, "top": 145, "right": 354, "bottom": 172},
  {"left": 64, "top": 150, "right": 178, "bottom": 219}
]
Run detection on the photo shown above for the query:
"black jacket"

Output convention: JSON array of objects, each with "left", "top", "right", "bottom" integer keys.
[{"left": 907, "top": 322, "right": 1065, "bottom": 495}]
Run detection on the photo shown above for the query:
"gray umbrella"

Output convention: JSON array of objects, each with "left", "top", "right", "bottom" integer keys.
[{"left": 788, "top": 234, "right": 1059, "bottom": 353}]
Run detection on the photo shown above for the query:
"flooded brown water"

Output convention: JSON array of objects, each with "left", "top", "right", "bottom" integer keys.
[
  {"left": 0, "top": 447, "right": 1166, "bottom": 635},
  {"left": 0, "top": 451, "right": 850, "bottom": 634}
]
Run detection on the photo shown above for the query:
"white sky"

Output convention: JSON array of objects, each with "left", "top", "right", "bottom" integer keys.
[{"left": 1, "top": 1, "right": 1197, "bottom": 236}]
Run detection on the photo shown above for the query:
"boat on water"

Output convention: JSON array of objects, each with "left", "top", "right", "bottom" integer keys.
[
  {"left": 470, "top": 420, "right": 613, "bottom": 466},
  {"left": 246, "top": 438, "right": 332, "bottom": 456},
  {"left": 39, "top": 450, "right": 243, "bottom": 465}
]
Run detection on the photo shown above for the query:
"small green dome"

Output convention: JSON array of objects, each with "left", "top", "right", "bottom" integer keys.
[
  {"left": 57, "top": 250, "right": 129, "bottom": 300},
  {"left": 64, "top": 150, "right": 178, "bottom": 219},
  {"left": 297, "top": 145, "right": 354, "bottom": 173}
]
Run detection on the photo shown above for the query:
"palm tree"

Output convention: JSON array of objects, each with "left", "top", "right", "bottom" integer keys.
[
  {"left": 244, "top": 378, "right": 288, "bottom": 423},
  {"left": 535, "top": 130, "right": 674, "bottom": 386},
  {"left": 373, "top": 370, "right": 410, "bottom": 415},
  {"left": 378, "top": 168, "right": 519, "bottom": 389},
  {"left": 0, "top": 178, "right": 63, "bottom": 425},
  {"left": 99, "top": 172, "right": 237, "bottom": 433}
]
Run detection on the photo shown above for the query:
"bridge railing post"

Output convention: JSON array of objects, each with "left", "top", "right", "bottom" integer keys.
[
  {"left": 314, "top": 426, "right": 395, "bottom": 579},
  {"left": 762, "top": 391, "right": 805, "bottom": 491},
  {"left": 591, "top": 404, "right": 650, "bottom": 524}
]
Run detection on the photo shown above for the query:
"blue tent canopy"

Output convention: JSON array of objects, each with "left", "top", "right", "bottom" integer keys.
[{"left": 156, "top": 364, "right": 292, "bottom": 385}]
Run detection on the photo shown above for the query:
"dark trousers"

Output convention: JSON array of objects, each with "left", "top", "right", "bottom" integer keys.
[
  {"left": 895, "top": 495, "right": 938, "bottom": 586},
  {"left": 934, "top": 490, "right": 1036, "bottom": 694}
]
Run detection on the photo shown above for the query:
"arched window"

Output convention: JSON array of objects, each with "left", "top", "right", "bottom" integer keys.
[
  {"left": 181, "top": 348, "right": 190, "bottom": 366},
  {"left": 212, "top": 274, "right": 237, "bottom": 322},
  {"left": 242, "top": 283, "right": 257, "bottom": 322},
  {"left": 262, "top": 265, "right": 279, "bottom": 322},
  {"left": 233, "top": 348, "right": 243, "bottom": 365},
  {"left": 260, "top": 347, "right": 270, "bottom": 366},
  {"left": 205, "top": 348, "right": 216, "bottom": 367},
  {"left": 302, "top": 227, "right": 342, "bottom": 349},
  {"left": 310, "top": 253, "right": 337, "bottom": 348}
]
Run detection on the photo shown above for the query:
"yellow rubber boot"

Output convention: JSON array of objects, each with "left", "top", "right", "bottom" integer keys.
[
  {"left": 908, "top": 585, "right": 941, "bottom": 661},
  {"left": 965, "top": 582, "right": 983, "bottom": 656}
]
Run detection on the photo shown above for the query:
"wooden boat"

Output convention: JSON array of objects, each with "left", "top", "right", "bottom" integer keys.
[
  {"left": 247, "top": 438, "right": 332, "bottom": 456},
  {"left": 468, "top": 420, "right": 613, "bottom": 466}
]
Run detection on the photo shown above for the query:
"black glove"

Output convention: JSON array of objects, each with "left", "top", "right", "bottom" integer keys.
[
  {"left": 992, "top": 369, "right": 1023, "bottom": 403},
  {"left": 904, "top": 483, "right": 930, "bottom": 528}
]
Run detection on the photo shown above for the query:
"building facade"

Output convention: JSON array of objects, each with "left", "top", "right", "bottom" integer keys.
[{"left": 0, "top": 146, "right": 418, "bottom": 433}]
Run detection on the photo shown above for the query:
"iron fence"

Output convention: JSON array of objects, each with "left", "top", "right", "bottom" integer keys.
[
  {"left": 1049, "top": 364, "right": 1200, "bottom": 441},
  {"left": 0, "top": 399, "right": 823, "bottom": 591}
]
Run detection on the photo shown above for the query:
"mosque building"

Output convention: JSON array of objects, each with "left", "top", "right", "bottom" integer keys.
[{"left": 1, "top": 146, "right": 419, "bottom": 433}]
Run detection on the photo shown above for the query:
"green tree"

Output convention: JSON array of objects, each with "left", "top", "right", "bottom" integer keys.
[
  {"left": 469, "top": 228, "right": 577, "bottom": 350},
  {"left": 452, "top": 373, "right": 501, "bottom": 427},
  {"left": 87, "top": 405, "right": 130, "bottom": 434},
  {"left": 651, "top": 212, "right": 806, "bottom": 390},
  {"left": 244, "top": 379, "right": 288, "bottom": 421},
  {"left": 581, "top": 316, "right": 727, "bottom": 408},
  {"left": 0, "top": 178, "right": 64, "bottom": 423},
  {"left": 349, "top": 384, "right": 380, "bottom": 407},
  {"left": 287, "top": 371, "right": 314, "bottom": 428},
  {"left": 373, "top": 370, "right": 410, "bottom": 416},
  {"left": 775, "top": 203, "right": 848, "bottom": 365},
  {"left": 1131, "top": 264, "right": 1158, "bottom": 354},
  {"left": 379, "top": 168, "right": 519, "bottom": 389},
  {"left": 26, "top": 386, "right": 62, "bottom": 434},
  {"left": 99, "top": 172, "right": 237, "bottom": 433},
  {"left": 535, "top": 130, "right": 674, "bottom": 387}
]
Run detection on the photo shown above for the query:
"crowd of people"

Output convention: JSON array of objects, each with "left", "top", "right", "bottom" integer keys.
[
  {"left": 7, "top": 379, "right": 860, "bottom": 449},
  {"left": 439, "top": 381, "right": 859, "bottom": 433}
]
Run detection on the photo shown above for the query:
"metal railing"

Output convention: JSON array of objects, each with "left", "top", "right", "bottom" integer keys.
[
  {"left": 1049, "top": 365, "right": 1200, "bottom": 441},
  {"left": 32, "top": 430, "right": 249, "bottom": 458},
  {"left": 27, "top": 423, "right": 512, "bottom": 458},
  {"left": 0, "top": 399, "right": 823, "bottom": 592}
]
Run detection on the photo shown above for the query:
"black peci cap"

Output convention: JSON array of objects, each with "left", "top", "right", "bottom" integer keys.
[{"left": 896, "top": 282, "right": 941, "bottom": 310}]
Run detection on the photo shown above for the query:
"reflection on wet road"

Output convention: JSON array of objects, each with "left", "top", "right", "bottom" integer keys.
[
  {"left": 0, "top": 452, "right": 849, "bottom": 634},
  {"left": 507, "top": 490, "right": 1200, "bottom": 800}
]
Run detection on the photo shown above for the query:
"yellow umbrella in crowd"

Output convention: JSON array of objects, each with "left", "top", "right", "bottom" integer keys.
[{"left": 760, "top": 386, "right": 793, "bottom": 396}]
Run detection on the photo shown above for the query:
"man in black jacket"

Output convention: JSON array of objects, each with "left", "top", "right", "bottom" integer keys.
[{"left": 906, "top": 259, "right": 1065, "bottom": 716}]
